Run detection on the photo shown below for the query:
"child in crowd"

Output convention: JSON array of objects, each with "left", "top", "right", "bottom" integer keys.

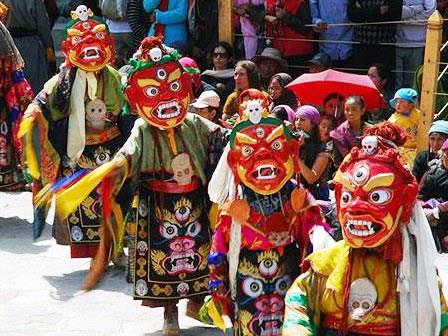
[
  {"left": 319, "top": 114, "right": 336, "bottom": 145},
  {"left": 270, "top": 104, "right": 296, "bottom": 131},
  {"left": 388, "top": 88, "right": 420, "bottom": 169},
  {"left": 294, "top": 105, "right": 330, "bottom": 201},
  {"left": 191, "top": 90, "right": 221, "bottom": 123},
  {"left": 330, "top": 96, "right": 370, "bottom": 169},
  {"left": 319, "top": 114, "right": 337, "bottom": 178},
  {"left": 322, "top": 92, "right": 345, "bottom": 126}
]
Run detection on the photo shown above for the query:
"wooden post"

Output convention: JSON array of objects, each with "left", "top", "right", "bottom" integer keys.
[
  {"left": 418, "top": 10, "right": 443, "bottom": 152},
  {"left": 218, "top": 0, "right": 234, "bottom": 46}
]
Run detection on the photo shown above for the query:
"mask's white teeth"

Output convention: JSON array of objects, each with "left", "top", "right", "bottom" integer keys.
[
  {"left": 156, "top": 102, "right": 181, "bottom": 119},
  {"left": 346, "top": 219, "right": 376, "bottom": 237},
  {"left": 256, "top": 164, "right": 277, "bottom": 180}
]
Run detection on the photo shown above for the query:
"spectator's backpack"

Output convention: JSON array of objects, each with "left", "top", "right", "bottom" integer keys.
[{"left": 99, "top": 0, "right": 128, "bottom": 20}]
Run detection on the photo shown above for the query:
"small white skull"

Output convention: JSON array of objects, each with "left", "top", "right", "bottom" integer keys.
[
  {"left": 86, "top": 99, "right": 107, "bottom": 132},
  {"left": 362, "top": 136, "right": 378, "bottom": 155},
  {"left": 71, "top": 226, "right": 84, "bottom": 242},
  {"left": 137, "top": 241, "right": 148, "bottom": 256},
  {"left": 149, "top": 47, "right": 162, "bottom": 62},
  {"left": 176, "top": 282, "right": 189, "bottom": 296},
  {"left": 245, "top": 100, "right": 263, "bottom": 124},
  {"left": 348, "top": 278, "right": 377, "bottom": 321},
  {"left": 135, "top": 279, "right": 148, "bottom": 296},
  {"left": 76, "top": 5, "right": 89, "bottom": 21},
  {"left": 138, "top": 200, "right": 148, "bottom": 217},
  {"left": 0, "top": 135, "right": 9, "bottom": 168},
  {"left": 171, "top": 153, "right": 194, "bottom": 185}
]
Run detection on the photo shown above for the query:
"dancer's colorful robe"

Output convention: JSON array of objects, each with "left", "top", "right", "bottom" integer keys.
[
  {"left": 0, "top": 22, "right": 33, "bottom": 191},
  {"left": 19, "top": 8, "right": 127, "bottom": 257},
  {"left": 48, "top": 37, "right": 229, "bottom": 301},
  {"left": 120, "top": 114, "right": 227, "bottom": 301},
  {"left": 207, "top": 91, "right": 333, "bottom": 335},
  {"left": 283, "top": 123, "right": 448, "bottom": 336}
]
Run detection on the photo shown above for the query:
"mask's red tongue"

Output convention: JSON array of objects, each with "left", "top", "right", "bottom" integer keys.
[
  {"left": 260, "top": 167, "right": 272, "bottom": 176},
  {"left": 161, "top": 106, "right": 177, "bottom": 116},
  {"left": 86, "top": 49, "right": 97, "bottom": 57}
]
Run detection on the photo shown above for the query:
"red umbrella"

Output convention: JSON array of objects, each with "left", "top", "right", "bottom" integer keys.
[{"left": 286, "top": 69, "right": 386, "bottom": 110}]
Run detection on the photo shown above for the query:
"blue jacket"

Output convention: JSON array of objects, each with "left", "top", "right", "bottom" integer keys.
[
  {"left": 396, "top": 0, "right": 436, "bottom": 48},
  {"left": 310, "top": 0, "right": 353, "bottom": 61},
  {"left": 143, "top": 0, "right": 188, "bottom": 50}
]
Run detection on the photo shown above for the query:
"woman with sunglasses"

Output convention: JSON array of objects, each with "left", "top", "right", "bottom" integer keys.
[{"left": 201, "top": 42, "right": 235, "bottom": 104}]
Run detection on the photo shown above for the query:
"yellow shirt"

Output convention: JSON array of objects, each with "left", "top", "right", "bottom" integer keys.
[
  {"left": 388, "top": 108, "right": 420, "bottom": 149},
  {"left": 388, "top": 108, "right": 420, "bottom": 168}
]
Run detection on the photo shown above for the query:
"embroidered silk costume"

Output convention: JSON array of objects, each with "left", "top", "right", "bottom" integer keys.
[
  {"left": 40, "top": 38, "right": 228, "bottom": 336},
  {"left": 283, "top": 122, "right": 448, "bottom": 336},
  {"left": 204, "top": 90, "right": 333, "bottom": 335},
  {"left": 0, "top": 21, "right": 33, "bottom": 191},
  {"left": 19, "top": 7, "right": 127, "bottom": 257}
]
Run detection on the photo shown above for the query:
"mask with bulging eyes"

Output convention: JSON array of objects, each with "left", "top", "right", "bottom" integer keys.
[
  {"left": 62, "top": 9, "right": 114, "bottom": 72},
  {"left": 228, "top": 119, "right": 297, "bottom": 195}
]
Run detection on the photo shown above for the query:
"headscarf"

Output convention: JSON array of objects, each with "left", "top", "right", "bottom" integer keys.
[
  {"left": 179, "top": 57, "right": 201, "bottom": 91},
  {"left": 429, "top": 120, "right": 448, "bottom": 136},
  {"left": 295, "top": 105, "right": 320, "bottom": 126},
  {"left": 272, "top": 104, "right": 296, "bottom": 124},
  {"left": 270, "top": 73, "right": 298, "bottom": 110}
]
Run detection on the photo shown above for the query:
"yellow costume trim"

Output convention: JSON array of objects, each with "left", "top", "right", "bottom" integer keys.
[
  {"left": 0, "top": 2, "right": 8, "bottom": 17},
  {"left": 167, "top": 128, "right": 178, "bottom": 155},
  {"left": 208, "top": 299, "right": 226, "bottom": 332},
  {"left": 266, "top": 125, "right": 285, "bottom": 143},
  {"left": 18, "top": 117, "right": 40, "bottom": 179},
  {"left": 306, "top": 240, "right": 349, "bottom": 292},
  {"left": 235, "top": 132, "right": 257, "bottom": 145},
  {"left": 362, "top": 173, "right": 395, "bottom": 192},
  {"left": 56, "top": 158, "right": 128, "bottom": 220}
]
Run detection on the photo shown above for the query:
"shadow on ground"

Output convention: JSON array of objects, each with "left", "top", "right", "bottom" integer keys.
[
  {"left": 0, "top": 218, "right": 52, "bottom": 254},
  {"left": 145, "top": 326, "right": 231, "bottom": 336},
  {"left": 44, "top": 265, "right": 130, "bottom": 301}
]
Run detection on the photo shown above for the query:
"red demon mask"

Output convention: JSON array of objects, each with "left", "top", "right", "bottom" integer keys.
[
  {"left": 61, "top": 6, "right": 114, "bottom": 72},
  {"left": 333, "top": 124, "right": 418, "bottom": 249},
  {"left": 124, "top": 37, "right": 192, "bottom": 129},
  {"left": 228, "top": 115, "right": 298, "bottom": 195}
]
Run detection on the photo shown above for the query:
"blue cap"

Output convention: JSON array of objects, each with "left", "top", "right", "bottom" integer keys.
[
  {"left": 389, "top": 88, "right": 418, "bottom": 108},
  {"left": 429, "top": 120, "right": 448, "bottom": 136}
]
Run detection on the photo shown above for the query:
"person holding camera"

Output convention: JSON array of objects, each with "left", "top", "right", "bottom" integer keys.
[{"left": 294, "top": 105, "right": 331, "bottom": 201}]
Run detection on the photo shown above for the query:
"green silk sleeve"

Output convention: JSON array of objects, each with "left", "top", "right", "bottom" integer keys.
[{"left": 283, "top": 270, "right": 319, "bottom": 336}]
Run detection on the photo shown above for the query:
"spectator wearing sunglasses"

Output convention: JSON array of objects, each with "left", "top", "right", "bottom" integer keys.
[{"left": 201, "top": 42, "right": 235, "bottom": 104}]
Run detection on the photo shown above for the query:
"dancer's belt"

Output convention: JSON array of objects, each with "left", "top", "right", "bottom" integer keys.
[
  {"left": 145, "top": 178, "right": 200, "bottom": 194},
  {"left": 86, "top": 126, "right": 121, "bottom": 145}
]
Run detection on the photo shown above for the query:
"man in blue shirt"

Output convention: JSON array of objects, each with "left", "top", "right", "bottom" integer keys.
[{"left": 310, "top": 0, "right": 353, "bottom": 68}]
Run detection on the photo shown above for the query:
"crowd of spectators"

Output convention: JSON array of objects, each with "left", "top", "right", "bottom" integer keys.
[{"left": 5, "top": 0, "right": 448, "bottom": 251}]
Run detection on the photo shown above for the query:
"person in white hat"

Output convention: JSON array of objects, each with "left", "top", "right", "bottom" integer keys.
[{"left": 191, "top": 90, "right": 221, "bottom": 122}]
